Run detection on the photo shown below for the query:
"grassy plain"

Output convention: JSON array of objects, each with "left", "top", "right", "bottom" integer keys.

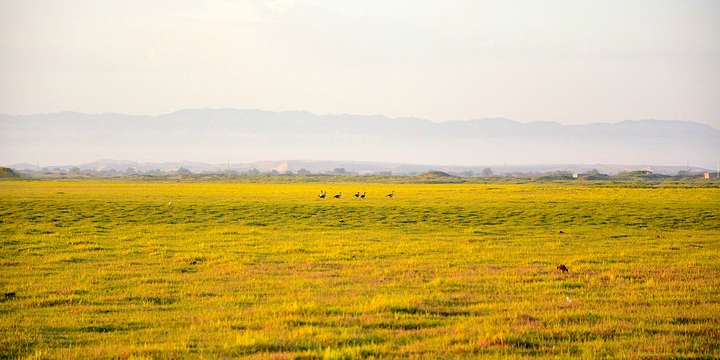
[{"left": 1, "top": 180, "right": 719, "bottom": 359}]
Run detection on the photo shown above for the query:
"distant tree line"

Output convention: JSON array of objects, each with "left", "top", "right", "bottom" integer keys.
[
  {"left": 0, "top": 167, "right": 20, "bottom": 178},
  {"left": 7, "top": 165, "right": 717, "bottom": 181}
]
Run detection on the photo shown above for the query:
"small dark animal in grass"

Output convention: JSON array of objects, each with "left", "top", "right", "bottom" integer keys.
[
  {"left": 354, "top": 191, "right": 360, "bottom": 198},
  {"left": 318, "top": 190, "right": 326, "bottom": 199},
  {"left": 557, "top": 264, "right": 569, "bottom": 273},
  {"left": 360, "top": 192, "right": 366, "bottom": 199},
  {"left": 333, "top": 192, "right": 342, "bottom": 199},
  {"left": 559, "top": 230, "right": 565, "bottom": 234},
  {"left": 386, "top": 190, "right": 395, "bottom": 198},
  {"left": 4, "top": 292, "right": 16, "bottom": 299}
]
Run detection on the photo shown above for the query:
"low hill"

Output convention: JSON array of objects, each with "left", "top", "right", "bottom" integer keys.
[
  {"left": 418, "top": 171, "right": 454, "bottom": 178},
  {"left": 416, "top": 170, "right": 464, "bottom": 183}
]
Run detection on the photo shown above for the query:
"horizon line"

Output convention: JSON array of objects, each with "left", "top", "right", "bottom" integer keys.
[
  {"left": 5, "top": 158, "right": 715, "bottom": 171},
  {"left": 1, "top": 107, "right": 715, "bottom": 129}
]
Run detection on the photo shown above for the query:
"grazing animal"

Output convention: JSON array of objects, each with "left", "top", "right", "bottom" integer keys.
[
  {"left": 333, "top": 192, "right": 342, "bottom": 199},
  {"left": 557, "top": 264, "right": 569, "bottom": 273},
  {"left": 354, "top": 191, "right": 360, "bottom": 198},
  {"left": 360, "top": 192, "right": 366, "bottom": 199},
  {"left": 318, "top": 190, "right": 327, "bottom": 199},
  {"left": 386, "top": 190, "right": 395, "bottom": 198},
  {"left": 559, "top": 230, "right": 565, "bottom": 234}
]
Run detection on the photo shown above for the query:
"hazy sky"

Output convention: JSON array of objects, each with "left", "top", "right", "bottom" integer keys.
[{"left": 1, "top": 0, "right": 719, "bottom": 127}]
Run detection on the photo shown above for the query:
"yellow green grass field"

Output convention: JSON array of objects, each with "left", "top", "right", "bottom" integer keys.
[{"left": 1, "top": 180, "right": 719, "bottom": 359}]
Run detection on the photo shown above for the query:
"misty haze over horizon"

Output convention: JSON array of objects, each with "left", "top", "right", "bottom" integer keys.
[
  {"left": 2, "top": 1, "right": 719, "bottom": 170},
  {"left": 2, "top": 1, "right": 720, "bottom": 128},
  {"left": 2, "top": 108, "right": 718, "bottom": 169}
]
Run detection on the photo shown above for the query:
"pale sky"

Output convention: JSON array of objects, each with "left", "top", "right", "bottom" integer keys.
[{"left": 1, "top": 0, "right": 719, "bottom": 127}]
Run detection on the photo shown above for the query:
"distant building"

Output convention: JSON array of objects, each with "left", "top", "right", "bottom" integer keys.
[
  {"left": 572, "top": 172, "right": 578, "bottom": 179},
  {"left": 704, "top": 172, "right": 710, "bottom": 179}
]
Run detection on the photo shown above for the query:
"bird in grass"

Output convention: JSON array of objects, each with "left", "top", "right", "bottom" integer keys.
[
  {"left": 386, "top": 190, "right": 395, "bottom": 198},
  {"left": 168, "top": 201, "right": 172, "bottom": 205},
  {"left": 354, "top": 191, "right": 360, "bottom": 198},
  {"left": 360, "top": 192, "right": 366, "bottom": 199},
  {"left": 318, "top": 190, "right": 326, "bottom": 199},
  {"left": 333, "top": 192, "right": 342, "bottom": 199},
  {"left": 557, "top": 264, "right": 569, "bottom": 272}
]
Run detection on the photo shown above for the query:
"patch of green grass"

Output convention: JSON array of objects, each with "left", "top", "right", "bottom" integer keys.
[{"left": 0, "top": 180, "right": 718, "bottom": 359}]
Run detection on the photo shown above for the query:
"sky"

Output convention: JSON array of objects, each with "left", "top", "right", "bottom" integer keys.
[{"left": 1, "top": 0, "right": 719, "bottom": 127}]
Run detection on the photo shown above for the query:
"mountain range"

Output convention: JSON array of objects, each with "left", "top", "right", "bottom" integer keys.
[{"left": 1, "top": 108, "right": 718, "bottom": 170}]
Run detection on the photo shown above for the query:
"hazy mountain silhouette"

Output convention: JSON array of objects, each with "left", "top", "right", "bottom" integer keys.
[{"left": 1, "top": 108, "right": 718, "bottom": 168}]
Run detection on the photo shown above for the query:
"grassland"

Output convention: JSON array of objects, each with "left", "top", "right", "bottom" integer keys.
[{"left": 1, "top": 180, "right": 719, "bottom": 359}]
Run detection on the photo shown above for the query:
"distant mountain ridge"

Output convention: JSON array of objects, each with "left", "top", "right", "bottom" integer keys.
[{"left": 1, "top": 108, "right": 718, "bottom": 168}]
